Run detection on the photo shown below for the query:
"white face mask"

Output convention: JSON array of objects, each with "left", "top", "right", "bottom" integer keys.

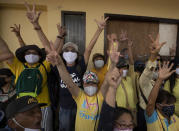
[
  {"left": 84, "top": 86, "right": 97, "bottom": 96},
  {"left": 122, "top": 70, "right": 128, "bottom": 77},
  {"left": 94, "top": 60, "right": 104, "bottom": 69},
  {"left": 63, "top": 52, "right": 77, "bottom": 64},
  {"left": 176, "top": 68, "right": 179, "bottom": 75},
  {"left": 25, "top": 54, "right": 40, "bottom": 64},
  {"left": 113, "top": 128, "right": 133, "bottom": 131},
  {"left": 12, "top": 118, "right": 41, "bottom": 131},
  {"left": 153, "top": 72, "right": 158, "bottom": 80}
]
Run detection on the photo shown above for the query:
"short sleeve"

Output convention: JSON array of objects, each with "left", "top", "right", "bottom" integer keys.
[
  {"left": 73, "top": 89, "right": 84, "bottom": 104},
  {"left": 42, "top": 60, "right": 51, "bottom": 72},
  {"left": 6, "top": 57, "right": 21, "bottom": 75},
  {"left": 144, "top": 110, "right": 158, "bottom": 124}
]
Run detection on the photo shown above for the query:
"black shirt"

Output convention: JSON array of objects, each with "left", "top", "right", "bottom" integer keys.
[
  {"left": 53, "top": 56, "right": 87, "bottom": 109},
  {"left": 98, "top": 101, "right": 115, "bottom": 131}
]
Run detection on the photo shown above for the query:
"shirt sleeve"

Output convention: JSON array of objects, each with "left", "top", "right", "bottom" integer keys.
[
  {"left": 42, "top": 60, "right": 51, "bottom": 72},
  {"left": 72, "top": 89, "right": 84, "bottom": 104},
  {"left": 144, "top": 110, "right": 158, "bottom": 124},
  {"left": 139, "top": 60, "right": 157, "bottom": 89},
  {"left": 6, "top": 57, "right": 21, "bottom": 75},
  {"left": 97, "top": 101, "right": 115, "bottom": 131}
]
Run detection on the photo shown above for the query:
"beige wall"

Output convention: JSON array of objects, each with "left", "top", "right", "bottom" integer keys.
[{"left": 0, "top": 0, "right": 179, "bottom": 68}]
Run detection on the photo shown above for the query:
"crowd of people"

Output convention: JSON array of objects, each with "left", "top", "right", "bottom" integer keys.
[{"left": 0, "top": 2, "right": 179, "bottom": 131}]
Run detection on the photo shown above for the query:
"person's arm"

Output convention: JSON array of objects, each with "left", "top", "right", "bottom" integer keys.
[
  {"left": 0, "top": 36, "right": 14, "bottom": 64},
  {"left": 148, "top": 34, "right": 166, "bottom": 61},
  {"left": 46, "top": 41, "right": 80, "bottom": 98},
  {"left": 128, "top": 40, "right": 134, "bottom": 65},
  {"left": 84, "top": 16, "right": 108, "bottom": 65},
  {"left": 25, "top": 2, "right": 51, "bottom": 53},
  {"left": 146, "top": 62, "right": 175, "bottom": 117},
  {"left": 54, "top": 23, "right": 66, "bottom": 54},
  {"left": 10, "top": 24, "right": 26, "bottom": 47},
  {"left": 100, "top": 42, "right": 121, "bottom": 97}
]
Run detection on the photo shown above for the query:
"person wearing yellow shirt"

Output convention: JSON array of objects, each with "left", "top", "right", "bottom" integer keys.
[
  {"left": 91, "top": 53, "right": 108, "bottom": 88},
  {"left": 164, "top": 59, "right": 179, "bottom": 116},
  {"left": 145, "top": 61, "right": 179, "bottom": 131},
  {"left": 46, "top": 40, "right": 121, "bottom": 131},
  {"left": 0, "top": 35, "right": 53, "bottom": 131}
]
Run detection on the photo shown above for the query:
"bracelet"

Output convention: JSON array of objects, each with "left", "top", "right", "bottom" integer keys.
[
  {"left": 57, "top": 35, "right": 64, "bottom": 39},
  {"left": 34, "top": 27, "right": 41, "bottom": 30}
]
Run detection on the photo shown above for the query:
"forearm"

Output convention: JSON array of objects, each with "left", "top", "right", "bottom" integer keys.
[
  {"left": 146, "top": 78, "right": 163, "bottom": 116},
  {"left": 0, "top": 53, "right": 14, "bottom": 62},
  {"left": 33, "top": 23, "right": 51, "bottom": 51},
  {"left": 16, "top": 35, "right": 26, "bottom": 47},
  {"left": 54, "top": 37, "right": 64, "bottom": 54},
  {"left": 105, "top": 87, "right": 117, "bottom": 108},
  {"left": 56, "top": 56, "right": 79, "bottom": 97},
  {"left": 84, "top": 28, "right": 103, "bottom": 63},
  {"left": 128, "top": 46, "right": 134, "bottom": 65},
  {"left": 0, "top": 36, "right": 12, "bottom": 54}
]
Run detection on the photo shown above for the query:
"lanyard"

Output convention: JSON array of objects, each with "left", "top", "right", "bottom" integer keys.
[{"left": 157, "top": 112, "right": 165, "bottom": 131}]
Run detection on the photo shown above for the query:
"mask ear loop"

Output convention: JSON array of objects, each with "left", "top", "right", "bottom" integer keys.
[{"left": 12, "top": 118, "right": 25, "bottom": 129}]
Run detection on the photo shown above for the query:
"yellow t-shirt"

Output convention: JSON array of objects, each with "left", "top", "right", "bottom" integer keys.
[
  {"left": 91, "top": 64, "right": 108, "bottom": 88},
  {"left": 73, "top": 89, "right": 104, "bottom": 131},
  {"left": 116, "top": 76, "right": 136, "bottom": 110},
  {"left": 164, "top": 78, "right": 179, "bottom": 116},
  {"left": 7, "top": 57, "right": 51, "bottom": 106},
  {"left": 145, "top": 110, "right": 179, "bottom": 131}
]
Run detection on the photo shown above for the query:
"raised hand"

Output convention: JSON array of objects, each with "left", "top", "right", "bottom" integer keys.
[
  {"left": 109, "top": 43, "right": 121, "bottom": 64},
  {"left": 46, "top": 41, "right": 59, "bottom": 66},
  {"left": 158, "top": 61, "right": 175, "bottom": 80},
  {"left": 107, "top": 33, "right": 118, "bottom": 43},
  {"left": 25, "top": 2, "right": 41, "bottom": 24},
  {"left": 107, "top": 67, "right": 122, "bottom": 88},
  {"left": 148, "top": 33, "right": 166, "bottom": 54},
  {"left": 94, "top": 16, "right": 109, "bottom": 30},
  {"left": 10, "top": 24, "right": 21, "bottom": 36},
  {"left": 57, "top": 23, "right": 66, "bottom": 37},
  {"left": 119, "top": 30, "right": 128, "bottom": 41},
  {"left": 128, "top": 40, "right": 133, "bottom": 47}
]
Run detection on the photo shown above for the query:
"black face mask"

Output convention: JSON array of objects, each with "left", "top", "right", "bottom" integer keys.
[
  {"left": 0, "top": 77, "right": 7, "bottom": 88},
  {"left": 162, "top": 105, "right": 175, "bottom": 117}
]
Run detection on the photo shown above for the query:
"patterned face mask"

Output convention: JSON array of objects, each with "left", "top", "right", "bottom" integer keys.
[{"left": 161, "top": 105, "right": 175, "bottom": 117}]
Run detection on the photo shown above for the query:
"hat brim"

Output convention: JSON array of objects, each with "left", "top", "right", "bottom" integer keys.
[
  {"left": 15, "top": 45, "right": 46, "bottom": 63},
  {"left": 18, "top": 103, "right": 47, "bottom": 113}
]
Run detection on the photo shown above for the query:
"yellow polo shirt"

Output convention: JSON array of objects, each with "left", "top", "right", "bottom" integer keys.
[
  {"left": 116, "top": 76, "right": 136, "bottom": 110},
  {"left": 91, "top": 64, "right": 108, "bottom": 88},
  {"left": 164, "top": 78, "right": 179, "bottom": 116},
  {"left": 73, "top": 89, "right": 103, "bottom": 131},
  {"left": 7, "top": 57, "right": 51, "bottom": 106},
  {"left": 145, "top": 110, "right": 179, "bottom": 131}
]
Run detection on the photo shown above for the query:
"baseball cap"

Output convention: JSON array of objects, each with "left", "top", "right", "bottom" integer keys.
[
  {"left": 62, "top": 42, "right": 79, "bottom": 52},
  {"left": 6, "top": 96, "right": 46, "bottom": 119},
  {"left": 83, "top": 71, "right": 99, "bottom": 84}
]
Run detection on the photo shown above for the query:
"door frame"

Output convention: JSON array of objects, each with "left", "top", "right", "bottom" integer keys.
[{"left": 104, "top": 13, "right": 179, "bottom": 60}]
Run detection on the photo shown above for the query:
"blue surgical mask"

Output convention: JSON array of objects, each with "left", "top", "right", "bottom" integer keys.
[{"left": 161, "top": 105, "right": 175, "bottom": 117}]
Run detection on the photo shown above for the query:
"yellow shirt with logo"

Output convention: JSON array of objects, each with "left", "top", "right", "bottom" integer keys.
[
  {"left": 7, "top": 57, "right": 51, "bottom": 106},
  {"left": 164, "top": 78, "right": 179, "bottom": 116},
  {"left": 73, "top": 89, "right": 104, "bottom": 131},
  {"left": 145, "top": 109, "right": 179, "bottom": 131},
  {"left": 91, "top": 64, "right": 108, "bottom": 88}
]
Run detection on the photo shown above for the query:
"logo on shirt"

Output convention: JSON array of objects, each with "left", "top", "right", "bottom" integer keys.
[
  {"left": 79, "top": 99, "right": 99, "bottom": 120},
  {"left": 60, "top": 73, "right": 81, "bottom": 88}
]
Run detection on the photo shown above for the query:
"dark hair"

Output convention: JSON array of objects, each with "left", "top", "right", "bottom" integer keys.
[
  {"left": 156, "top": 89, "right": 176, "bottom": 105},
  {"left": 92, "top": 53, "right": 105, "bottom": 62},
  {"left": 114, "top": 107, "right": 133, "bottom": 122},
  {"left": 120, "top": 48, "right": 128, "bottom": 55},
  {"left": 134, "top": 61, "right": 145, "bottom": 74}
]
